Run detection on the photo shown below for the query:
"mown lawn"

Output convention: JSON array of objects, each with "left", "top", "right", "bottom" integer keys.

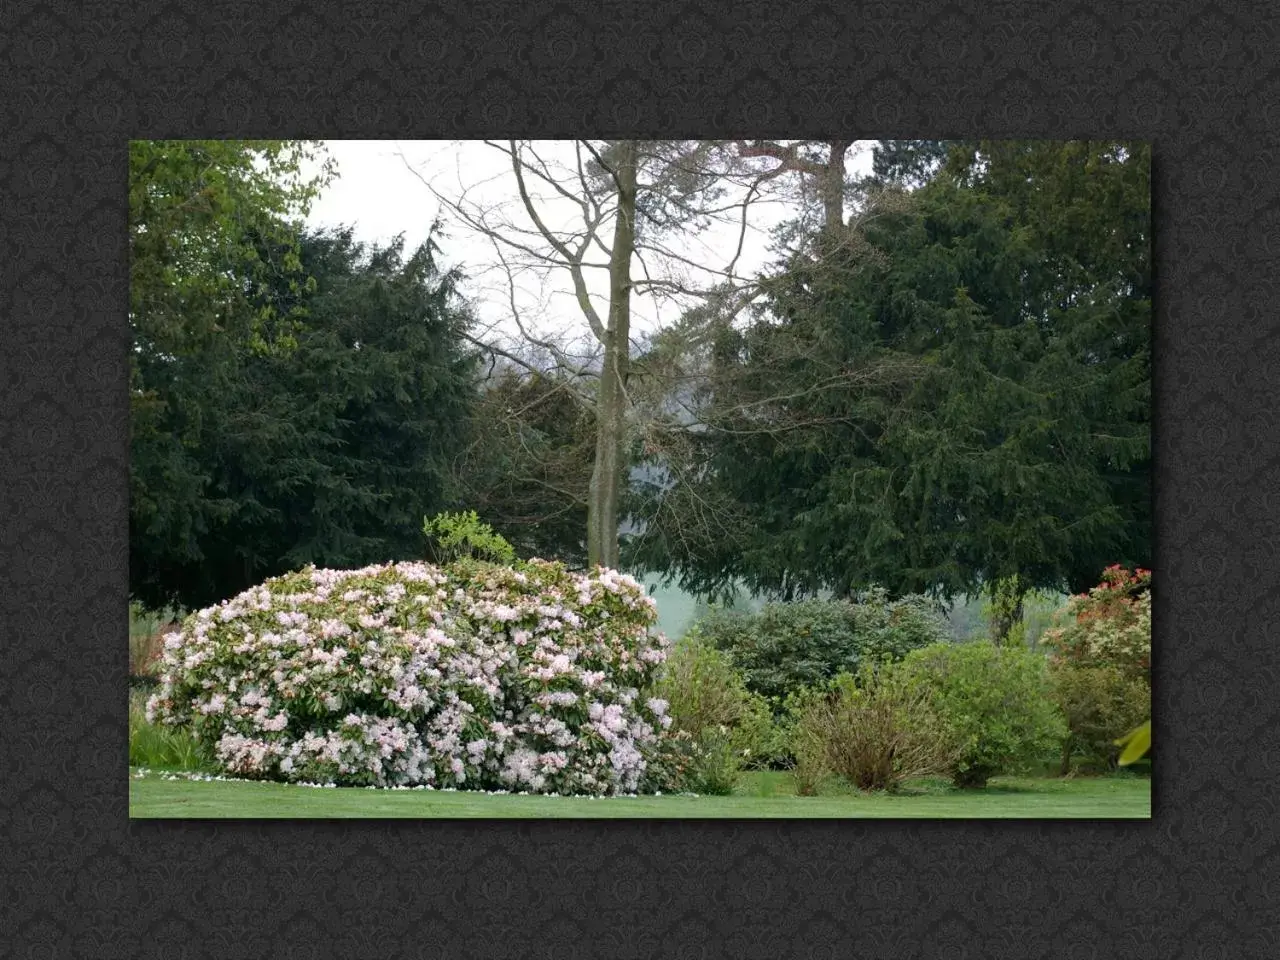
[{"left": 129, "top": 769, "right": 1150, "bottom": 819}]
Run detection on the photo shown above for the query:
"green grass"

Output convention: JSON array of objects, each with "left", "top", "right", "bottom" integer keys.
[{"left": 129, "top": 769, "right": 1150, "bottom": 819}]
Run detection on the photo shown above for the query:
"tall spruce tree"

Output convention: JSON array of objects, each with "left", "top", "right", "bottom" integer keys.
[{"left": 129, "top": 140, "right": 332, "bottom": 607}]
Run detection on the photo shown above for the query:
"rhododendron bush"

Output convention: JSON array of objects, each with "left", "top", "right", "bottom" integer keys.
[
  {"left": 146, "top": 558, "right": 673, "bottom": 794},
  {"left": 1041, "top": 565, "right": 1151, "bottom": 680},
  {"left": 1041, "top": 566, "right": 1151, "bottom": 770}
]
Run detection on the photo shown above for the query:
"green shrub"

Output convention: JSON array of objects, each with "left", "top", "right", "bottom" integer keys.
[
  {"left": 695, "top": 589, "right": 950, "bottom": 704},
  {"left": 683, "top": 726, "right": 744, "bottom": 796},
  {"left": 640, "top": 724, "right": 749, "bottom": 797},
  {"left": 789, "top": 734, "right": 829, "bottom": 795},
  {"left": 1049, "top": 663, "right": 1150, "bottom": 774},
  {"left": 423, "top": 510, "right": 516, "bottom": 564},
  {"left": 897, "top": 641, "right": 1068, "bottom": 788},
  {"left": 129, "top": 690, "right": 214, "bottom": 771},
  {"left": 639, "top": 730, "right": 701, "bottom": 794},
  {"left": 770, "top": 685, "right": 827, "bottom": 794},
  {"left": 789, "top": 667, "right": 958, "bottom": 793},
  {"left": 650, "top": 631, "right": 784, "bottom": 792}
]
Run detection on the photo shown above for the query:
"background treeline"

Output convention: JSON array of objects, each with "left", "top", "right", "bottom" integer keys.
[{"left": 129, "top": 139, "right": 1149, "bottom": 631}]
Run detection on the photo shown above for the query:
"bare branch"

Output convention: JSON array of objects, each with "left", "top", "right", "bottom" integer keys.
[
  {"left": 735, "top": 139, "right": 828, "bottom": 177},
  {"left": 581, "top": 140, "right": 621, "bottom": 192},
  {"left": 506, "top": 140, "right": 610, "bottom": 343}
]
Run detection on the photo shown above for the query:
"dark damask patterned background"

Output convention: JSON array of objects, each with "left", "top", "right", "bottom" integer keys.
[{"left": 2, "top": 0, "right": 1278, "bottom": 956}]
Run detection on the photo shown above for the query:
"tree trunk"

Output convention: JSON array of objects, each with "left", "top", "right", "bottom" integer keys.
[
  {"left": 821, "top": 139, "right": 850, "bottom": 232},
  {"left": 587, "top": 141, "right": 638, "bottom": 570},
  {"left": 988, "top": 577, "right": 1026, "bottom": 646},
  {"left": 991, "top": 594, "right": 1024, "bottom": 645}
]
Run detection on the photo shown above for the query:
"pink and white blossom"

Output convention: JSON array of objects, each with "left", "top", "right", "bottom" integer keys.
[{"left": 151, "top": 558, "right": 669, "bottom": 795}]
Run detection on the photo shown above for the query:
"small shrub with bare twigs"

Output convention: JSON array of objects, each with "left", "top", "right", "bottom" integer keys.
[{"left": 790, "top": 664, "right": 959, "bottom": 793}]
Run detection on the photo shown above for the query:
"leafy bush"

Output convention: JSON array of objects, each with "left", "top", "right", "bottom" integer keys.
[
  {"left": 648, "top": 631, "right": 783, "bottom": 792},
  {"left": 681, "top": 726, "right": 744, "bottom": 796},
  {"left": 1041, "top": 566, "right": 1151, "bottom": 680},
  {"left": 695, "top": 589, "right": 950, "bottom": 704},
  {"left": 423, "top": 510, "right": 517, "bottom": 564},
  {"left": 789, "top": 667, "right": 958, "bottom": 793},
  {"left": 148, "top": 558, "right": 673, "bottom": 794},
  {"left": 897, "top": 641, "right": 1068, "bottom": 788},
  {"left": 639, "top": 729, "right": 701, "bottom": 794},
  {"left": 789, "top": 722, "right": 830, "bottom": 796},
  {"left": 129, "top": 690, "right": 214, "bottom": 771},
  {"left": 1049, "top": 663, "right": 1150, "bottom": 773}
]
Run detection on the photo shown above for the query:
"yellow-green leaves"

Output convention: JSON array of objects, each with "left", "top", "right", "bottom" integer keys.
[
  {"left": 1115, "top": 720, "right": 1151, "bottom": 766},
  {"left": 423, "top": 510, "right": 517, "bottom": 564}
]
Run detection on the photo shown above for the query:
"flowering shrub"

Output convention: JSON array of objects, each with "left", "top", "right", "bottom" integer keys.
[
  {"left": 146, "top": 558, "right": 673, "bottom": 795},
  {"left": 1041, "top": 566, "right": 1151, "bottom": 680}
]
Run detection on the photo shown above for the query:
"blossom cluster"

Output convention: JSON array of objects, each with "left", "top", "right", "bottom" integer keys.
[
  {"left": 1041, "top": 565, "right": 1151, "bottom": 678},
  {"left": 147, "top": 558, "right": 673, "bottom": 795}
]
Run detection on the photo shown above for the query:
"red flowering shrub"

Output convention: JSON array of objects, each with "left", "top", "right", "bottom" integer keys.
[
  {"left": 1042, "top": 566, "right": 1151, "bottom": 771},
  {"left": 1041, "top": 566, "right": 1151, "bottom": 680}
]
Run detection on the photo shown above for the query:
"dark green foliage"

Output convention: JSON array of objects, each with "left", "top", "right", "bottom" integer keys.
[
  {"left": 693, "top": 591, "right": 950, "bottom": 703},
  {"left": 869, "top": 139, "right": 968, "bottom": 188},
  {"left": 130, "top": 141, "right": 331, "bottom": 608},
  {"left": 896, "top": 641, "right": 1068, "bottom": 788},
  {"left": 640, "top": 140, "right": 1150, "bottom": 602},
  {"left": 130, "top": 227, "right": 480, "bottom": 609}
]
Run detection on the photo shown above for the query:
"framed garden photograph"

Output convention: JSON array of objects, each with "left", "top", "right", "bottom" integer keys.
[
  {"left": 127, "top": 138, "right": 1152, "bottom": 819},
  {"left": 17, "top": 0, "right": 1280, "bottom": 953}
]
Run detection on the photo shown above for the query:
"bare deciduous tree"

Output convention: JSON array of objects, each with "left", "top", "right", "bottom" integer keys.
[
  {"left": 409, "top": 139, "right": 794, "bottom": 569},
  {"left": 734, "top": 139, "right": 856, "bottom": 232}
]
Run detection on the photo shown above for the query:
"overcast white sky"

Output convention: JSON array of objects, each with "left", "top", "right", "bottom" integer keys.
[{"left": 302, "top": 140, "right": 876, "bottom": 351}]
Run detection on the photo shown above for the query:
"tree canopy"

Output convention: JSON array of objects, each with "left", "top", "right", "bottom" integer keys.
[
  {"left": 452, "top": 363, "right": 596, "bottom": 567},
  {"left": 130, "top": 222, "right": 480, "bottom": 609},
  {"left": 129, "top": 139, "right": 332, "bottom": 357},
  {"left": 626, "top": 140, "right": 1150, "bottom": 604}
]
